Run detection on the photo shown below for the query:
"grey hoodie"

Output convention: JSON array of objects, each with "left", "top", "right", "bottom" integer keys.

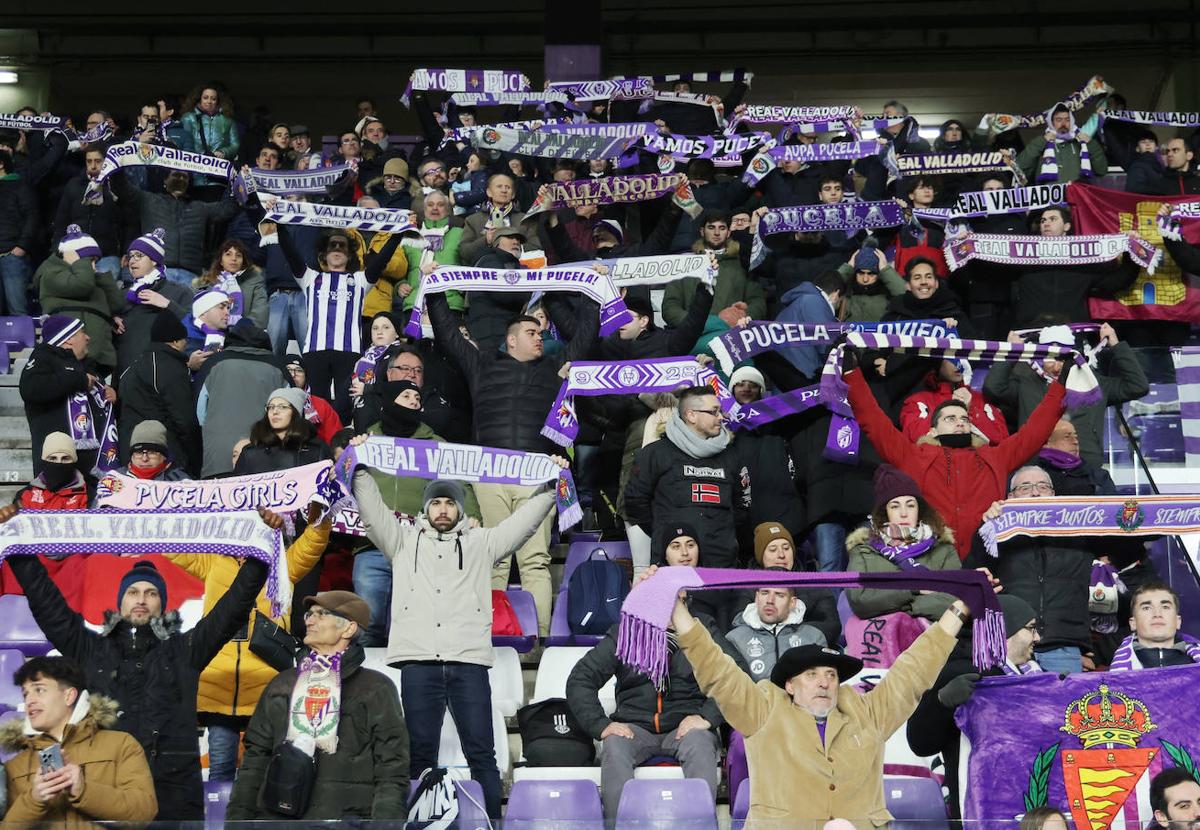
[
  {"left": 725, "top": 600, "right": 827, "bottom": 682},
  {"left": 352, "top": 469, "right": 555, "bottom": 667}
]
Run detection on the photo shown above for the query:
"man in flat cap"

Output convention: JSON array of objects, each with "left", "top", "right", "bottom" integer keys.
[{"left": 228, "top": 590, "right": 409, "bottom": 821}]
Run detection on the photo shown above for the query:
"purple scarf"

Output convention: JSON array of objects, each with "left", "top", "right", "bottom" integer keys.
[
  {"left": 1037, "top": 447, "right": 1083, "bottom": 469},
  {"left": 617, "top": 567, "right": 1005, "bottom": 688},
  {"left": 1109, "top": 633, "right": 1200, "bottom": 671},
  {"left": 867, "top": 533, "right": 938, "bottom": 569},
  {"left": 353, "top": 342, "right": 392, "bottom": 383}
]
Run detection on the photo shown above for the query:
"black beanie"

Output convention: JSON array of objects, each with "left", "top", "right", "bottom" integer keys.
[
  {"left": 117, "top": 560, "right": 168, "bottom": 612},
  {"left": 150, "top": 311, "right": 187, "bottom": 344}
]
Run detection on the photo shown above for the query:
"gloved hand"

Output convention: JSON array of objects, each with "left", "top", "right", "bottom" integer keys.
[
  {"left": 937, "top": 672, "right": 981, "bottom": 708},
  {"left": 842, "top": 346, "right": 860, "bottom": 373},
  {"left": 1057, "top": 354, "right": 1075, "bottom": 386}
]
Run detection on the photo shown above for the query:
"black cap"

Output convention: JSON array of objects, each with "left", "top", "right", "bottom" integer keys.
[
  {"left": 150, "top": 310, "right": 187, "bottom": 343},
  {"left": 770, "top": 644, "right": 863, "bottom": 688}
]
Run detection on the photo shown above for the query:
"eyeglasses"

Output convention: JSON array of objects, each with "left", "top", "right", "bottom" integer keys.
[
  {"left": 1022, "top": 622, "right": 1043, "bottom": 634},
  {"left": 421, "top": 167, "right": 446, "bottom": 178},
  {"left": 383, "top": 175, "right": 404, "bottom": 182},
  {"left": 303, "top": 609, "right": 343, "bottom": 622},
  {"left": 388, "top": 363, "right": 423, "bottom": 375},
  {"left": 326, "top": 239, "right": 348, "bottom": 252},
  {"left": 265, "top": 403, "right": 293, "bottom": 413},
  {"left": 127, "top": 251, "right": 147, "bottom": 262},
  {"left": 1011, "top": 482, "right": 1055, "bottom": 496},
  {"left": 131, "top": 448, "right": 162, "bottom": 457},
  {"left": 692, "top": 408, "right": 724, "bottom": 418}
]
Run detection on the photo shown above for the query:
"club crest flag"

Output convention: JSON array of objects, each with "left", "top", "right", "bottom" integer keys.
[
  {"left": 956, "top": 664, "right": 1200, "bottom": 828},
  {"left": 1068, "top": 182, "right": 1200, "bottom": 322}
]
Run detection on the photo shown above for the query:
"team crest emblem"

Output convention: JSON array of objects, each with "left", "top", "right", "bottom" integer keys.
[
  {"left": 482, "top": 128, "right": 501, "bottom": 145},
  {"left": 137, "top": 143, "right": 158, "bottom": 162},
  {"left": 751, "top": 157, "right": 769, "bottom": 174},
  {"left": 98, "top": 474, "right": 121, "bottom": 495},
  {"left": 1116, "top": 500, "right": 1145, "bottom": 532},
  {"left": 502, "top": 270, "right": 521, "bottom": 285},
  {"left": 618, "top": 366, "right": 640, "bottom": 386}
]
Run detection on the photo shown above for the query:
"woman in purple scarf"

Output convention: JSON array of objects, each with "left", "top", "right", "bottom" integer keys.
[{"left": 845, "top": 464, "right": 963, "bottom": 621}]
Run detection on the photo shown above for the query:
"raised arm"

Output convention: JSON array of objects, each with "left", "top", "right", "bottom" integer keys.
[
  {"left": 666, "top": 284, "right": 715, "bottom": 355},
  {"left": 365, "top": 234, "right": 405, "bottom": 283},
  {"left": 353, "top": 468, "right": 409, "bottom": 559},
  {"left": 845, "top": 366, "right": 914, "bottom": 466},
  {"left": 480, "top": 490, "right": 556, "bottom": 565},
  {"left": 187, "top": 557, "right": 269, "bottom": 670},
  {"left": 274, "top": 223, "right": 308, "bottom": 279},
  {"left": 562, "top": 297, "right": 601, "bottom": 363},
  {"left": 427, "top": 291, "right": 481, "bottom": 378}
]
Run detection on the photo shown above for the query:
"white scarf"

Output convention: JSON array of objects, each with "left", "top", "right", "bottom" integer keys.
[{"left": 285, "top": 651, "right": 343, "bottom": 756}]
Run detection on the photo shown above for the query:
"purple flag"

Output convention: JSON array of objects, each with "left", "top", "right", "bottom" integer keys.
[{"left": 956, "top": 665, "right": 1200, "bottom": 828}]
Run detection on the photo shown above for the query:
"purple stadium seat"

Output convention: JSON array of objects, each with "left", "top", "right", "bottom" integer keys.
[
  {"left": 1129, "top": 414, "right": 1184, "bottom": 463},
  {"left": 0, "top": 596, "right": 53, "bottom": 656},
  {"left": 506, "top": 779, "right": 603, "bottom": 829},
  {"left": 836, "top": 591, "right": 853, "bottom": 633},
  {"left": 0, "top": 709, "right": 23, "bottom": 763},
  {"left": 0, "top": 649, "right": 26, "bottom": 711},
  {"left": 615, "top": 778, "right": 717, "bottom": 830},
  {"left": 0, "top": 317, "right": 35, "bottom": 351},
  {"left": 885, "top": 775, "right": 950, "bottom": 829},
  {"left": 493, "top": 588, "right": 538, "bottom": 653},
  {"left": 731, "top": 779, "right": 750, "bottom": 829},
  {"left": 547, "top": 542, "right": 632, "bottom": 647},
  {"left": 203, "top": 780, "right": 233, "bottom": 828}
]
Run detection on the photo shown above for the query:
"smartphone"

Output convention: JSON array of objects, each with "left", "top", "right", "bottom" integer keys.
[{"left": 39, "top": 744, "right": 64, "bottom": 773}]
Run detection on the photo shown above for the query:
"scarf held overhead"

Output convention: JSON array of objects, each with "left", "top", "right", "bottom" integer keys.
[
  {"left": 977, "top": 75, "right": 1111, "bottom": 136},
  {"left": 96, "top": 460, "right": 339, "bottom": 513},
  {"left": 405, "top": 264, "right": 629, "bottom": 338},
  {"left": 263, "top": 198, "right": 417, "bottom": 233},
  {"left": 0, "top": 508, "right": 290, "bottom": 615},
  {"left": 471, "top": 126, "right": 634, "bottom": 161},
  {"left": 977, "top": 495, "right": 1200, "bottom": 557},
  {"left": 336, "top": 436, "right": 581, "bottom": 530},
  {"left": 523, "top": 172, "right": 685, "bottom": 217},
  {"left": 248, "top": 162, "right": 356, "bottom": 195},
  {"left": 617, "top": 567, "right": 1004, "bottom": 688},
  {"left": 943, "top": 232, "right": 1160, "bottom": 273},
  {"left": 541, "top": 357, "right": 737, "bottom": 447},
  {"left": 742, "top": 140, "right": 882, "bottom": 185},
  {"left": 400, "top": 67, "right": 530, "bottom": 106}
]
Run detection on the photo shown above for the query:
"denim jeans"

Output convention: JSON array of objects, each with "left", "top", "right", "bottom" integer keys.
[
  {"left": 400, "top": 662, "right": 501, "bottom": 818},
  {"left": 163, "top": 267, "right": 197, "bottom": 288},
  {"left": 267, "top": 290, "right": 308, "bottom": 356},
  {"left": 812, "top": 521, "right": 847, "bottom": 572},
  {"left": 352, "top": 549, "right": 391, "bottom": 647},
  {"left": 206, "top": 724, "right": 240, "bottom": 782},
  {"left": 1035, "top": 645, "right": 1082, "bottom": 675},
  {"left": 0, "top": 252, "right": 31, "bottom": 315}
]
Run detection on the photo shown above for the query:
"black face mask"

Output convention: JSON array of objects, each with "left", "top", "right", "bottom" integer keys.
[
  {"left": 938, "top": 432, "right": 973, "bottom": 449},
  {"left": 41, "top": 461, "right": 76, "bottom": 491},
  {"left": 381, "top": 401, "right": 423, "bottom": 438}
]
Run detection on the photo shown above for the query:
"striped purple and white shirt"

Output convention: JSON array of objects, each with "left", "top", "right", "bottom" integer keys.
[{"left": 299, "top": 269, "right": 372, "bottom": 353}]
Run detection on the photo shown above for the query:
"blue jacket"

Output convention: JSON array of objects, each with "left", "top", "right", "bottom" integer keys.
[{"left": 775, "top": 281, "right": 837, "bottom": 379}]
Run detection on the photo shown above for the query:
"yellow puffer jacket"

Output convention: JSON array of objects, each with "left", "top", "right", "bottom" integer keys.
[
  {"left": 363, "top": 233, "right": 410, "bottom": 318},
  {"left": 165, "top": 518, "right": 331, "bottom": 716}
]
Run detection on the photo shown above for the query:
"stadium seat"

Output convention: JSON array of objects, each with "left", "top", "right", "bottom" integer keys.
[
  {"left": 547, "top": 542, "right": 632, "bottom": 647},
  {"left": 488, "top": 645, "right": 524, "bottom": 717},
  {"left": 731, "top": 778, "right": 750, "bottom": 829},
  {"left": 0, "top": 317, "right": 35, "bottom": 351},
  {"left": 615, "top": 778, "right": 717, "bottom": 830},
  {"left": 0, "top": 342, "right": 10, "bottom": 374},
  {"left": 0, "top": 648, "right": 26, "bottom": 711},
  {"left": 885, "top": 775, "right": 950, "bottom": 830},
  {"left": 203, "top": 780, "right": 233, "bottom": 828},
  {"left": 0, "top": 596, "right": 53, "bottom": 656},
  {"left": 532, "top": 646, "right": 615, "bottom": 715},
  {"left": 505, "top": 779, "right": 603, "bottom": 828},
  {"left": 492, "top": 588, "right": 538, "bottom": 653}
]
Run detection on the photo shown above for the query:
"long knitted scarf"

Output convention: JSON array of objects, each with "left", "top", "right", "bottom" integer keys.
[
  {"left": 616, "top": 567, "right": 1004, "bottom": 687},
  {"left": 978, "top": 76, "right": 1111, "bottom": 136},
  {"left": 400, "top": 68, "right": 530, "bottom": 107},
  {"left": 867, "top": 524, "right": 937, "bottom": 569},
  {"left": 1109, "top": 633, "right": 1200, "bottom": 671},
  {"left": 125, "top": 269, "right": 164, "bottom": 305},
  {"left": 286, "top": 651, "right": 343, "bottom": 755}
]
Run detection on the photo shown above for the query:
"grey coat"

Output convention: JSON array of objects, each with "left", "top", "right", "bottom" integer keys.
[
  {"left": 198, "top": 346, "right": 290, "bottom": 477},
  {"left": 726, "top": 602, "right": 827, "bottom": 682}
]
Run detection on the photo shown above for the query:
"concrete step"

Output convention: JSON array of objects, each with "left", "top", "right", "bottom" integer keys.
[{"left": 0, "top": 449, "right": 33, "bottom": 483}]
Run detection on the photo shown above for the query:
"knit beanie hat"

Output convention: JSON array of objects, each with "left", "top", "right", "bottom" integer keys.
[
  {"left": 383, "top": 158, "right": 409, "bottom": 179},
  {"left": 267, "top": 387, "right": 307, "bottom": 416},
  {"left": 1000, "top": 594, "right": 1037, "bottom": 638},
  {"left": 753, "top": 522, "right": 795, "bottom": 564},
  {"left": 41, "top": 431, "right": 78, "bottom": 462},
  {"left": 652, "top": 521, "right": 700, "bottom": 566},
  {"left": 593, "top": 219, "right": 624, "bottom": 244},
  {"left": 423, "top": 480, "right": 466, "bottom": 516},
  {"left": 58, "top": 224, "right": 102, "bottom": 259},
  {"left": 150, "top": 310, "right": 187, "bottom": 343},
  {"left": 130, "top": 420, "right": 169, "bottom": 454},
  {"left": 117, "top": 560, "right": 168, "bottom": 611},
  {"left": 128, "top": 227, "right": 167, "bottom": 269},
  {"left": 1038, "top": 325, "right": 1075, "bottom": 349},
  {"left": 41, "top": 315, "right": 84, "bottom": 348},
  {"left": 729, "top": 365, "right": 766, "bottom": 392},
  {"left": 192, "top": 289, "right": 230, "bottom": 320},
  {"left": 873, "top": 464, "right": 923, "bottom": 510},
  {"left": 853, "top": 239, "right": 880, "bottom": 273}
]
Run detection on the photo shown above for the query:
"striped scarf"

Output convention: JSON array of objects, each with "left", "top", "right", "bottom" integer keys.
[{"left": 1109, "top": 633, "right": 1200, "bottom": 671}]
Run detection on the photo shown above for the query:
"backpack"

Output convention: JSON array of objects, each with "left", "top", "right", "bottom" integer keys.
[
  {"left": 491, "top": 590, "right": 522, "bottom": 636},
  {"left": 516, "top": 698, "right": 596, "bottom": 766},
  {"left": 566, "top": 549, "right": 630, "bottom": 635},
  {"left": 407, "top": 767, "right": 459, "bottom": 830}
]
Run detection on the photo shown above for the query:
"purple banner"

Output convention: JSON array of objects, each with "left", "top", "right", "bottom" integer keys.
[
  {"left": 524, "top": 173, "right": 685, "bottom": 217},
  {"left": 637, "top": 131, "right": 770, "bottom": 161},
  {"left": 336, "top": 436, "right": 581, "bottom": 530},
  {"left": 471, "top": 125, "right": 634, "bottom": 161},
  {"left": 742, "top": 140, "right": 881, "bottom": 185},
  {"left": 956, "top": 665, "right": 1200, "bottom": 827},
  {"left": 758, "top": 200, "right": 905, "bottom": 237}
]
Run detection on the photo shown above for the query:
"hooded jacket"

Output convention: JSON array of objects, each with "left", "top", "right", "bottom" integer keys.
[
  {"left": 773, "top": 280, "right": 838, "bottom": 379},
  {"left": 352, "top": 469, "right": 556, "bottom": 667},
  {"left": 566, "top": 616, "right": 743, "bottom": 739},
  {"left": 115, "top": 276, "right": 193, "bottom": 377},
  {"left": 18, "top": 342, "right": 97, "bottom": 478},
  {"left": 836, "top": 261, "right": 907, "bottom": 323},
  {"left": 34, "top": 256, "right": 128, "bottom": 372},
  {"left": 5, "top": 554, "right": 269, "bottom": 820},
  {"left": 1, "top": 692, "right": 158, "bottom": 828},
  {"left": 118, "top": 343, "right": 202, "bottom": 476},
  {"left": 847, "top": 368, "right": 1066, "bottom": 559},
  {"left": 164, "top": 518, "right": 330, "bottom": 718},
  {"left": 844, "top": 525, "right": 962, "bottom": 620},
  {"left": 726, "top": 601, "right": 827, "bottom": 682},
  {"left": 900, "top": 373, "right": 1009, "bottom": 447},
  {"left": 226, "top": 642, "right": 410, "bottom": 821}
]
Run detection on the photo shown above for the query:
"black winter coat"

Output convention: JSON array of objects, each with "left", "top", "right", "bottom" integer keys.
[
  {"left": 566, "top": 617, "right": 746, "bottom": 738},
  {"left": 116, "top": 278, "right": 194, "bottom": 376},
  {"left": 353, "top": 340, "right": 474, "bottom": 443},
  {"left": 53, "top": 176, "right": 126, "bottom": 255},
  {"left": 227, "top": 642, "right": 410, "bottom": 820},
  {"left": 624, "top": 432, "right": 746, "bottom": 568},
  {"left": 19, "top": 342, "right": 95, "bottom": 476},
  {"left": 428, "top": 290, "right": 598, "bottom": 456},
  {"left": 1012, "top": 256, "right": 1139, "bottom": 328},
  {"left": 7, "top": 555, "right": 269, "bottom": 820},
  {"left": 463, "top": 249, "right": 531, "bottom": 353},
  {"left": 234, "top": 439, "right": 333, "bottom": 475},
  {"left": 0, "top": 175, "right": 37, "bottom": 254},
  {"left": 118, "top": 343, "right": 202, "bottom": 474}
]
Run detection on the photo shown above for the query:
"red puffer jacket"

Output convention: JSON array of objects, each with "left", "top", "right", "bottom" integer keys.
[
  {"left": 900, "top": 376, "right": 1010, "bottom": 446},
  {"left": 847, "top": 369, "right": 1064, "bottom": 559}
]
